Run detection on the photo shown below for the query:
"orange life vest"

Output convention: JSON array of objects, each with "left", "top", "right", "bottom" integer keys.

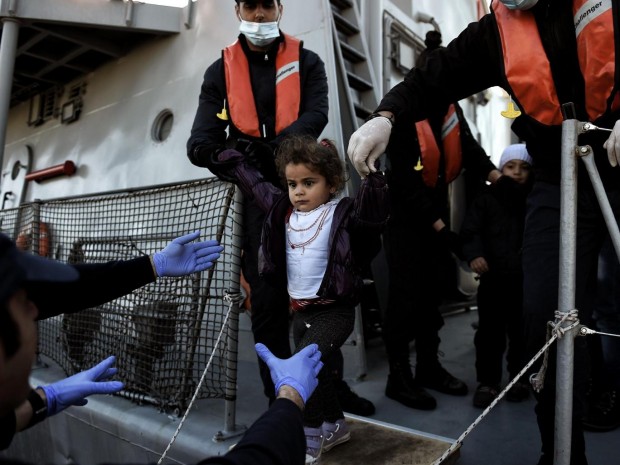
[
  {"left": 492, "top": 0, "right": 618, "bottom": 125},
  {"left": 223, "top": 34, "right": 301, "bottom": 138},
  {"left": 415, "top": 104, "right": 463, "bottom": 188}
]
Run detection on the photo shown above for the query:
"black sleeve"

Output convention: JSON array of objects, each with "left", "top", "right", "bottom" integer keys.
[
  {"left": 186, "top": 59, "right": 230, "bottom": 173},
  {"left": 30, "top": 256, "right": 155, "bottom": 320},
  {"left": 0, "top": 411, "right": 16, "bottom": 450},
  {"left": 376, "top": 16, "right": 502, "bottom": 125},
  {"left": 197, "top": 399, "right": 305, "bottom": 465}
]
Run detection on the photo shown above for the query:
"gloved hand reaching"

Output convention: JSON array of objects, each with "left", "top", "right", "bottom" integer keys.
[
  {"left": 603, "top": 120, "right": 620, "bottom": 167},
  {"left": 40, "top": 356, "right": 124, "bottom": 416},
  {"left": 152, "top": 231, "right": 224, "bottom": 277},
  {"left": 255, "top": 343, "right": 323, "bottom": 404},
  {"left": 438, "top": 226, "right": 465, "bottom": 261},
  {"left": 347, "top": 116, "right": 392, "bottom": 177}
]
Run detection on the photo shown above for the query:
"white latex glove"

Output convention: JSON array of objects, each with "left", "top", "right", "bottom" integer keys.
[
  {"left": 603, "top": 120, "right": 620, "bottom": 167},
  {"left": 347, "top": 116, "right": 392, "bottom": 177}
]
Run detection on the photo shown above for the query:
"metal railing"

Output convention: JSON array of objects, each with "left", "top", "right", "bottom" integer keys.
[{"left": 0, "top": 177, "right": 243, "bottom": 415}]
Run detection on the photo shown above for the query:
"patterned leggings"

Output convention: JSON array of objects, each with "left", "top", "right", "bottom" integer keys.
[{"left": 292, "top": 303, "right": 355, "bottom": 427}]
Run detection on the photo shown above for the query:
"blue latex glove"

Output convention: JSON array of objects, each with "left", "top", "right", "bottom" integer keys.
[
  {"left": 152, "top": 231, "right": 224, "bottom": 277},
  {"left": 255, "top": 343, "right": 323, "bottom": 404},
  {"left": 40, "top": 356, "right": 124, "bottom": 416}
]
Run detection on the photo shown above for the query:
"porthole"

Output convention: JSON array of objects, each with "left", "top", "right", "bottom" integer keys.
[{"left": 152, "top": 109, "right": 174, "bottom": 142}]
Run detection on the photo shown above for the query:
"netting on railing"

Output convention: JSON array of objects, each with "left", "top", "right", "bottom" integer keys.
[{"left": 0, "top": 178, "right": 242, "bottom": 412}]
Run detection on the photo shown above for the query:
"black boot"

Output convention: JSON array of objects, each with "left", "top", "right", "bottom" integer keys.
[
  {"left": 385, "top": 361, "right": 437, "bottom": 410},
  {"left": 416, "top": 363, "right": 468, "bottom": 396},
  {"left": 336, "top": 379, "right": 376, "bottom": 416}
]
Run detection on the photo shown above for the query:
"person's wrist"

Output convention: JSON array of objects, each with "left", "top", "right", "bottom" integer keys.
[
  {"left": 26, "top": 388, "right": 48, "bottom": 427},
  {"left": 366, "top": 111, "right": 394, "bottom": 127},
  {"left": 150, "top": 252, "right": 166, "bottom": 277},
  {"left": 276, "top": 385, "right": 305, "bottom": 411},
  {"left": 149, "top": 255, "right": 158, "bottom": 277}
]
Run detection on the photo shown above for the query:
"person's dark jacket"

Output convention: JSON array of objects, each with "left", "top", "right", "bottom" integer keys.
[
  {"left": 215, "top": 149, "right": 389, "bottom": 306},
  {"left": 1, "top": 398, "right": 305, "bottom": 465},
  {"left": 387, "top": 101, "right": 495, "bottom": 226},
  {"left": 460, "top": 181, "right": 531, "bottom": 274},
  {"left": 29, "top": 257, "right": 155, "bottom": 320},
  {"left": 375, "top": 0, "right": 620, "bottom": 186},
  {"left": 199, "top": 398, "right": 304, "bottom": 465},
  {"left": 187, "top": 34, "right": 329, "bottom": 184}
]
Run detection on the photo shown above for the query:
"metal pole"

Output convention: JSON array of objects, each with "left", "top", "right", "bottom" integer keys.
[
  {"left": 555, "top": 109, "right": 579, "bottom": 465},
  {"left": 223, "top": 187, "right": 244, "bottom": 434},
  {"left": 0, "top": 17, "right": 20, "bottom": 187},
  {"left": 184, "top": 0, "right": 196, "bottom": 29},
  {"left": 579, "top": 152, "right": 620, "bottom": 260}
]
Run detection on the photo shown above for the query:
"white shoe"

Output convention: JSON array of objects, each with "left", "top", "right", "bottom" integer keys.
[{"left": 321, "top": 419, "right": 351, "bottom": 452}]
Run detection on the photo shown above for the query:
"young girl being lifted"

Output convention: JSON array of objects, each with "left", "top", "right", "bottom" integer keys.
[{"left": 215, "top": 134, "right": 388, "bottom": 464}]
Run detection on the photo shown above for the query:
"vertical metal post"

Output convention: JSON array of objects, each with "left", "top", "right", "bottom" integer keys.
[
  {"left": 555, "top": 108, "right": 579, "bottom": 465},
  {"left": 0, "top": 17, "right": 20, "bottom": 186},
  {"left": 184, "top": 0, "right": 196, "bottom": 29},
  {"left": 580, "top": 153, "right": 620, "bottom": 261},
  {"left": 223, "top": 188, "right": 244, "bottom": 434}
]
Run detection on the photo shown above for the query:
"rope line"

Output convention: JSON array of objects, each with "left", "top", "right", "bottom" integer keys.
[
  {"left": 432, "top": 310, "right": 578, "bottom": 465},
  {"left": 157, "top": 297, "right": 236, "bottom": 465},
  {"left": 531, "top": 310, "right": 580, "bottom": 392},
  {"left": 579, "top": 326, "right": 620, "bottom": 339}
]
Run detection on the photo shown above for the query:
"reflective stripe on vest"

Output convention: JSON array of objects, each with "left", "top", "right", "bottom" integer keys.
[
  {"left": 415, "top": 104, "right": 463, "bottom": 188},
  {"left": 574, "top": 0, "right": 617, "bottom": 120},
  {"left": 223, "top": 34, "right": 301, "bottom": 137},
  {"left": 493, "top": 0, "right": 617, "bottom": 124}
]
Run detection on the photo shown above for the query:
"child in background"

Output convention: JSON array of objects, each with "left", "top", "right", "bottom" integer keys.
[
  {"left": 460, "top": 143, "right": 533, "bottom": 409},
  {"left": 215, "top": 134, "right": 389, "bottom": 464}
]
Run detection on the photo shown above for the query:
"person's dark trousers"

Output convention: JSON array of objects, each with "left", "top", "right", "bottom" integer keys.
[
  {"left": 522, "top": 181, "right": 620, "bottom": 464},
  {"left": 242, "top": 198, "right": 292, "bottom": 403},
  {"left": 293, "top": 304, "right": 355, "bottom": 427},
  {"left": 383, "top": 207, "right": 445, "bottom": 371},
  {"left": 594, "top": 235, "right": 620, "bottom": 389},
  {"left": 475, "top": 271, "right": 525, "bottom": 385}
]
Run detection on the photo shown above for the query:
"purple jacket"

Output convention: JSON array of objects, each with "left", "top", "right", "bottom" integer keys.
[{"left": 217, "top": 149, "right": 389, "bottom": 305}]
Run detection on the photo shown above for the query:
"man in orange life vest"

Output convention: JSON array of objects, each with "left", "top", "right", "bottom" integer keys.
[
  {"left": 381, "top": 31, "right": 502, "bottom": 411},
  {"left": 186, "top": 0, "right": 374, "bottom": 417},
  {"left": 347, "top": 1, "right": 620, "bottom": 463}
]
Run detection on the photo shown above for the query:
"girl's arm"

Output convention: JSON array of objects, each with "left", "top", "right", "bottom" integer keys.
[{"left": 215, "top": 149, "right": 283, "bottom": 213}]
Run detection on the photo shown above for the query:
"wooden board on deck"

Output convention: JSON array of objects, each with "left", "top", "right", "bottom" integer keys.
[{"left": 322, "top": 416, "right": 460, "bottom": 465}]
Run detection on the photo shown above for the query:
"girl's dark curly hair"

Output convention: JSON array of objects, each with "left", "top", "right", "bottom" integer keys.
[{"left": 275, "top": 134, "right": 345, "bottom": 193}]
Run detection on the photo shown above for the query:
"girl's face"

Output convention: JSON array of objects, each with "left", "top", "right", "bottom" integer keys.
[
  {"left": 285, "top": 163, "right": 336, "bottom": 212},
  {"left": 501, "top": 159, "right": 532, "bottom": 185}
]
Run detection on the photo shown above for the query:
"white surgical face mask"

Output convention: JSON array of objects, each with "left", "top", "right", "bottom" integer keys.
[
  {"left": 500, "top": 0, "right": 539, "bottom": 9},
  {"left": 239, "top": 12, "right": 280, "bottom": 48}
]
